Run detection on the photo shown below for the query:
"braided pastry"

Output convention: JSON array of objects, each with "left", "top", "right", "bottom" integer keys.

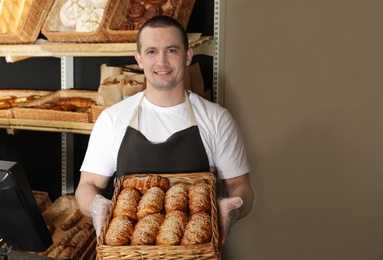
[
  {"left": 180, "top": 212, "right": 212, "bottom": 245},
  {"left": 188, "top": 181, "right": 211, "bottom": 215},
  {"left": 113, "top": 187, "right": 141, "bottom": 221},
  {"left": 164, "top": 182, "right": 189, "bottom": 213},
  {"left": 60, "top": 209, "right": 83, "bottom": 230},
  {"left": 131, "top": 213, "right": 164, "bottom": 245},
  {"left": 59, "top": 226, "right": 82, "bottom": 247},
  {"left": 105, "top": 215, "right": 135, "bottom": 246},
  {"left": 122, "top": 175, "right": 170, "bottom": 194},
  {"left": 137, "top": 186, "right": 165, "bottom": 220},
  {"left": 156, "top": 210, "right": 187, "bottom": 245}
]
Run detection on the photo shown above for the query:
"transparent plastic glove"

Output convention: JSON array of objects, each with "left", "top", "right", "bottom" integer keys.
[
  {"left": 90, "top": 194, "right": 111, "bottom": 240},
  {"left": 218, "top": 197, "right": 243, "bottom": 246}
]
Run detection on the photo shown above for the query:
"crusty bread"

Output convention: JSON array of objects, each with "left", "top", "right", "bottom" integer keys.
[{"left": 0, "top": 0, "right": 32, "bottom": 33}]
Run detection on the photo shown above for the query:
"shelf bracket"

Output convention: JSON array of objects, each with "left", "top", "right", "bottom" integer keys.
[{"left": 60, "top": 57, "right": 74, "bottom": 195}]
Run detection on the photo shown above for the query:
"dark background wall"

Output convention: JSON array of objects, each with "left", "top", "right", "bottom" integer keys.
[{"left": 0, "top": 0, "right": 214, "bottom": 201}]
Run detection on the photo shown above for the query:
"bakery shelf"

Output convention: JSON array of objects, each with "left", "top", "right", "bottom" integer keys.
[
  {"left": 0, "top": 36, "right": 214, "bottom": 62},
  {"left": 0, "top": 118, "right": 93, "bottom": 135}
]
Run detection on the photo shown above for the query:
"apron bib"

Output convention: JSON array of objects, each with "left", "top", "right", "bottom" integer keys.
[{"left": 116, "top": 92, "right": 210, "bottom": 177}]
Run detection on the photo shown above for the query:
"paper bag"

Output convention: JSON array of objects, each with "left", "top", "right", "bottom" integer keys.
[
  {"left": 123, "top": 74, "right": 146, "bottom": 99},
  {"left": 97, "top": 75, "right": 125, "bottom": 106},
  {"left": 100, "top": 64, "right": 123, "bottom": 84}
]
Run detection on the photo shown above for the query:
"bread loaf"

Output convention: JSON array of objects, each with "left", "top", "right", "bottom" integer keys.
[
  {"left": 180, "top": 212, "right": 212, "bottom": 245},
  {"left": 76, "top": 8, "right": 104, "bottom": 32},
  {"left": 131, "top": 213, "right": 164, "bottom": 245},
  {"left": 122, "top": 175, "right": 170, "bottom": 194},
  {"left": 136, "top": 186, "right": 165, "bottom": 220},
  {"left": 60, "top": 209, "right": 83, "bottom": 230},
  {"left": 188, "top": 181, "right": 211, "bottom": 215},
  {"left": 0, "top": 0, "right": 32, "bottom": 34},
  {"left": 55, "top": 97, "right": 95, "bottom": 108},
  {"left": 113, "top": 187, "right": 141, "bottom": 221},
  {"left": 156, "top": 210, "right": 187, "bottom": 245},
  {"left": 164, "top": 182, "right": 189, "bottom": 213},
  {"left": 105, "top": 215, "right": 135, "bottom": 246},
  {"left": 60, "top": 0, "right": 92, "bottom": 29}
]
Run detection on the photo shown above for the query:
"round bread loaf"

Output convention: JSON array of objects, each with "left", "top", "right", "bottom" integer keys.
[
  {"left": 60, "top": 0, "right": 93, "bottom": 29},
  {"left": 76, "top": 8, "right": 104, "bottom": 32},
  {"left": 91, "top": 0, "right": 107, "bottom": 8}
]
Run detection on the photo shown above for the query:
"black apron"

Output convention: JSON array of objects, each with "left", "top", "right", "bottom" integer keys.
[{"left": 116, "top": 92, "right": 210, "bottom": 177}]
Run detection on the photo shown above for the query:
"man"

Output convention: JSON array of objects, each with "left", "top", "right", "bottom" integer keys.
[{"left": 75, "top": 15, "right": 254, "bottom": 246}]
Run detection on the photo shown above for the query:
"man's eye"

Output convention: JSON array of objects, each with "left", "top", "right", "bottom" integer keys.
[
  {"left": 168, "top": 48, "right": 177, "bottom": 53},
  {"left": 147, "top": 50, "right": 156, "bottom": 54}
]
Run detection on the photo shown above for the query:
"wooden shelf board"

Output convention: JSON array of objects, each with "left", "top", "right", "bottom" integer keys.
[
  {"left": 0, "top": 36, "right": 214, "bottom": 59},
  {"left": 0, "top": 118, "right": 93, "bottom": 135}
]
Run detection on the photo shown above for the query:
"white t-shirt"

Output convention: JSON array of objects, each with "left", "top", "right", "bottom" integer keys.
[{"left": 80, "top": 91, "right": 250, "bottom": 180}]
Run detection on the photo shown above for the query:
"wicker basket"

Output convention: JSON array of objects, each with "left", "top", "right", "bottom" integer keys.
[
  {"left": 12, "top": 90, "right": 98, "bottom": 123},
  {"left": 97, "top": 172, "right": 221, "bottom": 260},
  {"left": 41, "top": 0, "right": 118, "bottom": 43},
  {"left": 106, "top": 0, "right": 195, "bottom": 43},
  {"left": 90, "top": 104, "right": 108, "bottom": 123},
  {"left": 40, "top": 195, "right": 96, "bottom": 260},
  {"left": 0, "top": 0, "right": 54, "bottom": 44},
  {"left": 0, "top": 90, "right": 52, "bottom": 118},
  {"left": 32, "top": 190, "right": 52, "bottom": 213}
]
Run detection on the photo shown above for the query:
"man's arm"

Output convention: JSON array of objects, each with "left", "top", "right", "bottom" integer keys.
[
  {"left": 75, "top": 171, "right": 110, "bottom": 217},
  {"left": 222, "top": 173, "right": 254, "bottom": 219}
]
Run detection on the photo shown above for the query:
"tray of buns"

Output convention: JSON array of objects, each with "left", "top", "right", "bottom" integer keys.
[
  {"left": 12, "top": 89, "right": 98, "bottom": 123},
  {"left": 106, "top": 0, "right": 195, "bottom": 43},
  {"left": 34, "top": 195, "right": 96, "bottom": 259},
  {"left": 97, "top": 172, "right": 221, "bottom": 260},
  {"left": 0, "top": 0, "right": 54, "bottom": 44},
  {"left": 0, "top": 90, "right": 52, "bottom": 118},
  {"left": 41, "top": 0, "right": 119, "bottom": 43}
]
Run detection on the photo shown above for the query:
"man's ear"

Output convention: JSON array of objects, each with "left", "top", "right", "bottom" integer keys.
[
  {"left": 186, "top": 48, "right": 193, "bottom": 66},
  {"left": 134, "top": 51, "right": 143, "bottom": 69}
]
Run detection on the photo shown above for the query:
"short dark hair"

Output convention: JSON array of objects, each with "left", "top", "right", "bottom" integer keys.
[{"left": 136, "top": 16, "right": 189, "bottom": 53}]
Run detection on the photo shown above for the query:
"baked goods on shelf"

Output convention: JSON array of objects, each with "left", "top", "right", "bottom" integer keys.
[
  {"left": 0, "top": 94, "right": 43, "bottom": 109},
  {"left": 107, "top": 0, "right": 195, "bottom": 42},
  {"left": 60, "top": 208, "right": 83, "bottom": 231},
  {"left": 0, "top": 0, "right": 32, "bottom": 34},
  {"left": 37, "top": 196, "right": 96, "bottom": 260},
  {"left": 59, "top": 0, "right": 106, "bottom": 32}
]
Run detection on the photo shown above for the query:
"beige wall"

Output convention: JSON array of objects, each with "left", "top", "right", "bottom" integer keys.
[{"left": 221, "top": 1, "right": 383, "bottom": 259}]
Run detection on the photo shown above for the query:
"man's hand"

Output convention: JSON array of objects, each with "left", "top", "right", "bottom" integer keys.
[
  {"left": 90, "top": 195, "right": 111, "bottom": 239},
  {"left": 218, "top": 197, "right": 243, "bottom": 246}
]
